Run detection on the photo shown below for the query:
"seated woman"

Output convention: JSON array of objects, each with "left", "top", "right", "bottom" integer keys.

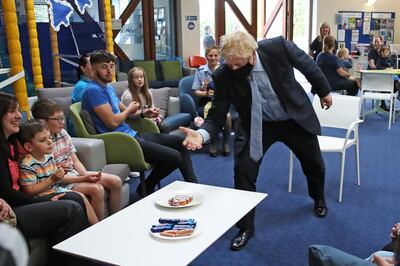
[
  {"left": 0, "top": 92, "right": 90, "bottom": 265},
  {"left": 192, "top": 46, "right": 232, "bottom": 157},
  {"left": 316, "top": 35, "right": 359, "bottom": 96},
  {"left": 72, "top": 53, "right": 93, "bottom": 103}
]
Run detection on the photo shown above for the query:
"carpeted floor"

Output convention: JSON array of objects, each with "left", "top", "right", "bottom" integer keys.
[{"left": 128, "top": 109, "right": 400, "bottom": 266}]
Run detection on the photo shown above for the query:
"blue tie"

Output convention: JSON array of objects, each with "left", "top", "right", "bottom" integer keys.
[{"left": 249, "top": 76, "right": 263, "bottom": 162}]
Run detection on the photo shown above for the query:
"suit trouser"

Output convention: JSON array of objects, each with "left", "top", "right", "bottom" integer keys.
[
  {"left": 234, "top": 120, "right": 325, "bottom": 231},
  {"left": 136, "top": 133, "right": 197, "bottom": 191}
]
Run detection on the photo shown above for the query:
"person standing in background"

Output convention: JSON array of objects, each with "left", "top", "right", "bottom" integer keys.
[
  {"left": 309, "top": 21, "right": 337, "bottom": 61},
  {"left": 203, "top": 25, "right": 216, "bottom": 53}
]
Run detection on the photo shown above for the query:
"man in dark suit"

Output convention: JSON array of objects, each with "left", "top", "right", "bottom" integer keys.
[{"left": 180, "top": 31, "right": 332, "bottom": 251}]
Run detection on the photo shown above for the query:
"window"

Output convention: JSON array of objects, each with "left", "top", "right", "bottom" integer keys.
[{"left": 114, "top": 1, "right": 144, "bottom": 60}]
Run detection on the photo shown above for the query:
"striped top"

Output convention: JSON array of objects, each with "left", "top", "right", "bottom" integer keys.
[
  {"left": 52, "top": 129, "right": 78, "bottom": 175},
  {"left": 19, "top": 153, "right": 66, "bottom": 195}
]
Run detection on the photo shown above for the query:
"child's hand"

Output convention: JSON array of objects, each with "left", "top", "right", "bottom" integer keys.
[
  {"left": 84, "top": 171, "right": 101, "bottom": 183},
  {"left": 128, "top": 101, "right": 140, "bottom": 113},
  {"left": 194, "top": 116, "right": 204, "bottom": 127},
  {"left": 201, "top": 79, "right": 210, "bottom": 91},
  {"left": 50, "top": 168, "right": 64, "bottom": 182},
  {"left": 50, "top": 193, "right": 66, "bottom": 201},
  {"left": 59, "top": 162, "right": 70, "bottom": 173}
]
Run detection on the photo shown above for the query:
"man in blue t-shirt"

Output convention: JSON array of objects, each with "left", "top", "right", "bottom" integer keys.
[{"left": 81, "top": 51, "right": 198, "bottom": 196}]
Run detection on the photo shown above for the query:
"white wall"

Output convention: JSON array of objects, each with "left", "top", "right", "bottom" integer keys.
[
  {"left": 315, "top": 0, "right": 400, "bottom": 43},
  {"left": 176, "top": 0, "right": 200, "bottom": 65}
]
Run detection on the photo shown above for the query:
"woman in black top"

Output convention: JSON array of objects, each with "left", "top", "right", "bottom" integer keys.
[{"left": 309, "top": 21, "right": 337, "bottom": 61}]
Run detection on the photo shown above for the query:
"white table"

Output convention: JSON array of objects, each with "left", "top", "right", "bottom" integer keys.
[
  {"left": 53, "top": 181, "right": 267, "bottom": 266},
  {"left": 358, "top": 69, "right": 400, "bottom": 129}
]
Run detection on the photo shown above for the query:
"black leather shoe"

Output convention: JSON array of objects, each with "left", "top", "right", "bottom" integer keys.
[
  {"left": 314, "top": 199, "right": 328, "bottom": 218},
  {"left": 230, "top": 230, "right": 254, "bottom": 251}
]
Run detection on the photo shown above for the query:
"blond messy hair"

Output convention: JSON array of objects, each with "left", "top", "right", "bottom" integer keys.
[
  {"left": 220, "top": 31, "right": 258, "bottom": 60},
  {"left": 337, "top": 48, "right": 349, "bottom": 59}
]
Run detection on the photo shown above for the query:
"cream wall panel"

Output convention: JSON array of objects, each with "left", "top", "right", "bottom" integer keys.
[{"left": 177, "top": 0, "right": 200, "bottom": 65}]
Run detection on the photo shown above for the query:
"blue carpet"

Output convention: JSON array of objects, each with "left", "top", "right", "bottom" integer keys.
[{"left": 128, "top": 110, "right": 400, "bottom": 266}]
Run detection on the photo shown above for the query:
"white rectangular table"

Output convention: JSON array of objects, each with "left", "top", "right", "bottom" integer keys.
[
  {"left": 54, "top": 181, "right": 267, "bottom": 266},
  {"left": 358, "top": 69, "right": 400, "bottom": 129}
]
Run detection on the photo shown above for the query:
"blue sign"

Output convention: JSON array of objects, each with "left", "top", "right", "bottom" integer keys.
[
  {"left": 185, "top": 16, "right": 197, "bottom": 21},
  {"left": 187, "top": 22, "right": 195, "bottom": 30}
]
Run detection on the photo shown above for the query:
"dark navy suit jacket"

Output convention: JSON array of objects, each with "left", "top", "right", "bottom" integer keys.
[{"left": 202, "top": 36, "right": 332, "bottom": 157}]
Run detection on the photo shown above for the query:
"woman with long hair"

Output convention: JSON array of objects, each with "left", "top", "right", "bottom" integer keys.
[
  {"left": 0, "top": 92, "right": 89, "bottom": 265},
  {"left": 309, "top": 21, "right": 337, "bottom": 61}
]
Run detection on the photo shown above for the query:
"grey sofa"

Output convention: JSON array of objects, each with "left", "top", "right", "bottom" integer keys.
[
  {"left": 28, "top": 137, "right": 131, "bottom": 266},
  {"left": 35, "top": 81, "right": 192, "bottom": 135}
]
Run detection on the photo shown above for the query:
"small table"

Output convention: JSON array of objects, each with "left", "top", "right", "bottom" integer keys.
[
  {"left": 53, "top": 181, "right": 267, "bottom": 266},
  {"left": 358, "top": 69, "right": 400, "bottom": 127}
]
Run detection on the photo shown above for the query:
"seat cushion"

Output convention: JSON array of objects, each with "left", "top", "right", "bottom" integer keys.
[
  {"left": 150, "top": 87, "right": 171, "bottom": 119},
  {"left": 134, "top": 61, "right": 157, "bottom": 81},
  {"left": 160, "top": 61, "right": 183, "bottom": 81},
  {"left": 101, "top": 164, "right": 130, "bottom": 183},
  {"left": 79, "top": 109, "right": 97, "bottom": 135}
]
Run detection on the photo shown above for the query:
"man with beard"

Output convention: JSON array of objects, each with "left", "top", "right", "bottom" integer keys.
[
  {"left": 180, "top": 31, "right": 332, "bottom": 251},
  {"left": 81, "top": 50, "right": 198, "bottom": 196}
]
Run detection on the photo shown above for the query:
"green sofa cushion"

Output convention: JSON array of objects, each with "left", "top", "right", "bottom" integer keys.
[
  {"left": 134, "top": 61, "right": 157, "bottom": 81},
  {"left": 160, "top": 61, "right": 183, "bottom": 81}
]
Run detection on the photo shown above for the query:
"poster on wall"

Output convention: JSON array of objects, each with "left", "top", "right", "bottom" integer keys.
[{"left": 338, "top": 11, "right": 395, "bottom": 52}]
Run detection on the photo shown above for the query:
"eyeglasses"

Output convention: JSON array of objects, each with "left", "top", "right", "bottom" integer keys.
[{"left": 46, "top": 116, "right": 65, "bottom": 123}]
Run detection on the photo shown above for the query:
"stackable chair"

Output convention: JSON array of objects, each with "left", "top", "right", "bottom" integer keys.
[{"left": 288, "top": 95, "right": 363, "bottom": 202}]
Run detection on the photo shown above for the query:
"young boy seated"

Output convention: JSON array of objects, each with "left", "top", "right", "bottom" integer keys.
[
  {"left": 337, "top": 47, "right": 353, "bottom": 72},
  {"left": 18, "top": 120, "right": 98, "bottom": 225},
  {"left": 376, "top": 45, "right": 398, "bottom": 70},
  {"left": 31, "top": 99, "right": 123, "bottom": 220},
  {"left": 377, "top": 45, "right": 399, "bottom": 101}
]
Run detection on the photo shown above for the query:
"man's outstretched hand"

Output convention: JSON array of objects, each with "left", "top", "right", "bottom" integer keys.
[
  {"left": 179, "top": 127, "right": 203, "bottom": 150},
  {"left": 320, "top": 94, "right": 332, "bottom": 110}
]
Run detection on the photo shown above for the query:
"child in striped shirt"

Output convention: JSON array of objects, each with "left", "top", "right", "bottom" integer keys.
[{"left": 18, "top": 120, "right": 98, "bottom": 225}]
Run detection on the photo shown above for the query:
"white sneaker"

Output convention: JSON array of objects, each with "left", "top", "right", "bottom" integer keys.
[{"left": 129, "top": 172, "right": 140, "bottom": 178}]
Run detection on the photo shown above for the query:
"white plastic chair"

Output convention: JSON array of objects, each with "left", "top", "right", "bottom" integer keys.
[
  {"left": 360, "top": 71, "right": 398, "bottom": 129},
  {"left": 288, "top": 95, "right": 363, "bottom": 202}
]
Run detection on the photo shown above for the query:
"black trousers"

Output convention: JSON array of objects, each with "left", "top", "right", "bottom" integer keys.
[
  {"left": 234, "top": 120, "right": 325, "bottom": 231},
  {"left": 136, "top": 133, "right": 197, "bottom": 192},
  {"left": 333, "top": 79, "right": 359, "bottom": 96},
  {"left": 13, "top": 192, "right": 90, "bottom": 266}
]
